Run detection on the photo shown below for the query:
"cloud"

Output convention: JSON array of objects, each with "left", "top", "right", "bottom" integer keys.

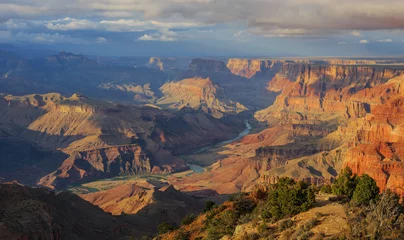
[
  {"left": 377, "top": 38, "right": 393, "bottom": 42},
  {"left": 96, "top": 37, "right": 107, "bottom": 44},
  {"left": 15, "top": 32, "right": 89, "bottom": 44},
  {"left": 351, "top": 30, "right": 362, "bottom": 37},
  {"left": 359, "top": 39, "right": 369, "bottom": 44},
  {"left": 138, "top": 29, "right": 177, "bottom": 41},
  {"left": 46, "top": 18, "right": 97, "bottom": 31},
  {"left": 234, "top": 31, "right": 243, "bottom": 37},
  {"left": 2, "top": 1, "right": 404, "bottom": 38},
  {"left": 337, "top": 41, "right": 347, "bottom": 44}
]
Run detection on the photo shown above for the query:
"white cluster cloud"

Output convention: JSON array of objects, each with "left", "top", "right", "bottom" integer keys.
[
  {"left": 377, "top": 38, "right": 393, "bottom": 42},
  {"left": 138, "top": 29, "right": 177, "bottom": 41},
  {"left": 95, "top": 37, "right": 107, "bottom": 44},
  {"left": 351, "top": 31, "right": 362, "bottom": 37},
  {"left": 359, "top": 39, "right": 370, "bottom": 44}
]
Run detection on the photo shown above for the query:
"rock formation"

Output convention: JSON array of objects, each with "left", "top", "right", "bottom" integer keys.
[
  {"left": 189, "top": 58, "right": 231, "bottom": 73},
  {"left": 226, "top": 58, "right": 283, "bottom": 79},
  {"left": 0, "top": 92, "right": 241, "bottom": 189},
  {"left": 0, "top": 182, "right": 136, "bottom": 240},
  {"left": 157, "top": 77, "right": 247, "bottom": 118}
]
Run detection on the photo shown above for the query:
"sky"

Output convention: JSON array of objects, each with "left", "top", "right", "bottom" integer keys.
[{"left": 1, "top": 0, "right": 404, "bottom": 57}]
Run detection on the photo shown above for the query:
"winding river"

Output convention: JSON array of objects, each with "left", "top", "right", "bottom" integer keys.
[{"left": 187, "top": 120, "right": 252, "bottom": 174}]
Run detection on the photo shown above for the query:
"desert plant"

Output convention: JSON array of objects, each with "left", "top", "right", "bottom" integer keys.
[
  {"left": 331, "top": 167, "right": 357, "bottom": 198},
  {"left": 320, "top": 184, "right": 332, "bottom": 194},
  {"left": 181, "top": 213, "right": 196, "bottom": 226},
  {"left": 204, "top": 200, "right": 216, "bottom": 212},
  {"left": 265, "top": 178, "right": 316, "bottom": 220},
  {"left": 278, "top": 219, "right": 294, "bottom": 231},
  {"left": 157, "top": 222, "right": 175, "bottom": 235},
  {"left": 352, "top": 174, "right": 379, "bottom": 205}
]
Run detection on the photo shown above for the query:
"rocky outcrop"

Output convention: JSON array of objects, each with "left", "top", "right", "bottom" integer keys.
[
  {"left": 147, "top": 57, "right": 189, "bottom": 70},
  {"left": 81, "top": 183, "right": 203, "bottom": 232},
  {"left": 189, "top": 58, "right": 231, "bottom": 73},
  {"left": 226, "top": 58, "right": 283, "bottom": 79},
  {"left": 256, "top": 64, "right": 404, "bottom": 123},
  {"left": 157, "top": 77, "right": 247, "bottom": 118},
  {"left": 0, "top": 183, "right": 135, "bottom": 240},
  {"left": 38, "top": 144, "right": 187, "bottom": 189},
  {"left": 46, "top": 51, "right": 98, "bottom": 68}
]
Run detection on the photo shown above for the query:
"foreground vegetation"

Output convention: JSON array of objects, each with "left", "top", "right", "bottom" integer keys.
[{"left": 155, "top": 168, "right": 404, "bottom": 240}]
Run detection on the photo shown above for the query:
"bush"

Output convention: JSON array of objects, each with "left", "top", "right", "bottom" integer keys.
[
  {"left": 205, "top": 210, "right": 238, "bottom": 240},
  {"left": 234, "top": 198, "right": 257, "bottom": 216},
  {"left": 174, "top": 230, "right": 190, "bottom": 240},
  {"left": 204, "top": 200, "right": 216, "bottom": 212},
  {"left": 157, "top": 222, "right": 175, "bottom": 235},
  {"left": 265, "top": 178, "right": 316, "bottom": 220},
  {"left": 320, "top": 184, "right": 332, "bottom": 194},
  {"left": 302, "top": 218, "right": 318, "bottom": 231},
  {"left": 345, "top": 189, "right": 404, "bottom": 239},
  {"left": 352, "top": 174, "right": 379, "bottom": 205},
  {"left": 238, "top": 213, "right": 253, "bottom": 224},
  {"left": 278, "top": 219, "right": 294, "bottom": 231},
  {"left": 241, "top": 233, "right": 260, "bottom": 240},
  {"left": 181, "top": 213, "right": 196, "bottom": 226},
  {"left": 229, "top": 192, "right": 246, "bottom": 201},
  {"left": 299, "top": 231, "right": 314, "bottom": 240},
  {"left": 331, "top": 167, "right": 357, "bottom": 198}
]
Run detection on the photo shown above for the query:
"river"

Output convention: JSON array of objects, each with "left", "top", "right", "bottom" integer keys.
[{"left": 187, "top": 120, "right": 252, "bottom": 174}]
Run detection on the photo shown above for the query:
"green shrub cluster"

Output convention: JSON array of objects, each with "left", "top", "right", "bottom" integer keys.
[
  {"left": 262, "top": 178, "right": 316, "bottom": 220},
  {"left": 331, "top": 167, "right": 379, "bottom": 205}
]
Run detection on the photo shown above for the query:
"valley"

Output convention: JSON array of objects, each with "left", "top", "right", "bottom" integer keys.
[{"left": 2, "top": 48, "right": 404, "bottom": 239}]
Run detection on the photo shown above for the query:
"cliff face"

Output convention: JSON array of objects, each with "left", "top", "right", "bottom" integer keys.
[
  {"left": 226, "top": 58, "right": 283, "bottom": 79},
  {"left": 254, "top": 64, "right": 404, "bottom": 195},
  {"left": 157, "top": 77, "right": 247, "bottom": 118},
  {"left": 342, "top": 77, "right": 404, "bottom": 195},
  {"left": 189, "top": 58, "right": 231, "bottom": 73},
  {"left": 38, "top": 144, "right": 187, "bottom": 189},
  {"left": 0, "top": 93, "right": 241, "bottom": 189},
  {"left": 256, "top": 64, "right": 403, "bottom": 123}
]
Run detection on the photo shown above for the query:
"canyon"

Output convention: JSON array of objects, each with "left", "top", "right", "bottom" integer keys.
[{"left": 2, "top": 49, "right": 404, "bottom": 239}]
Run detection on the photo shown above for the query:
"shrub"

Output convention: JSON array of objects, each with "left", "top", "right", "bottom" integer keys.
[
  {"left": 205, "top": 210, "right": 238, "bottom": 240},
  {"left": 157, "top": 222, "right": 175, "bottom": 235},
  {"left": 265, "top": 178, "right": 316, "bottom": 220},
  {"left": 241, "top": 233, "right": 260, "bottom": 240},
  {"left": 174, "top": 230, "right": 190, "bottom": 240},
  {"left": 234, "top": 198, "right": 257, "bottom": 216},
  {"left": 204, "top": 200, "right": 216, "bottom": 212},
  {"left": 278, "top": 219, "right": 294, "bottom": 231},
  {"left": 238, "top": 213, "right": 253, "bottom": 224},
  {"left": 299, "top": 231, "right": 314, "bottom": 240},
  {"left": 181, "top": 213, "right": 196, "bottom": 226},
  {"left": 345, "top": 189, "right": 404, "bottom": 239},
  {"left": 302, "top": 218, "right": 318, "bottom": 231},
  {"left": 229, "top": 192, "right": 246, "bottom": 201},
  {"left": 331, "top": 167, "right": 357, "bottom": 198},
  {"left": 352, "top": 174, "right": 379, "bottom": 205},
  {"left": 320, "top": 184, "right": 332, "bottom": 194},
  {"left": 315, "top": 212, "right": 323, "bottom": 218}
]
